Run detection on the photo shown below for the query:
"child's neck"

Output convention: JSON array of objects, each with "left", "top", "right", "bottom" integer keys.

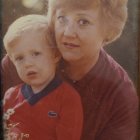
[{"left": 31, "top": 72, "right": 55, "bottom": 94}]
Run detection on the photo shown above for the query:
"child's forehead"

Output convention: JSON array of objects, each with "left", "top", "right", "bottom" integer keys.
[{"left": 55, "top": 0, "right": 99, "bottom": 10}]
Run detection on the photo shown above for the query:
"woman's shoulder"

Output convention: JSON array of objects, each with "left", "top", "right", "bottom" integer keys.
[
  {"left": 1, "top": 54, "right": 13, "bottom": 68},
  {"left": 84, "top": 49, "right": 131, "bottom": 84},
  {"left": 87, "top": 49, "right": 137, "bottom": 97},
  {"left": 100, "top": 49, "right": 132, "bottom": 81},
  {"left": 1, "top": 54, "right": 23, "bottom": 95},
  {"left": 100, "top": 50, "right": 138, "bottom": 98}
]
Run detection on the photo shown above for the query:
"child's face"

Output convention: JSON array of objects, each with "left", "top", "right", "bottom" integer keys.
[
  {"left": 9, "top": 31, "right": 58, "bottom": 93},
  {"left": 54, "top": 6, "right": 105, "bottom": 63}
]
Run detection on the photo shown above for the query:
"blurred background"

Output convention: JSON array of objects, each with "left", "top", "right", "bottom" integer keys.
[{"left": 1, "top": 0, "right": 140, "bottom": 89}]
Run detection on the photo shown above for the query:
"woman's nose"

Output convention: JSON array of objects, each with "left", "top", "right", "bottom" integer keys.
[{"left": 63, "top": 23, "right": 77, "bottom": 38}]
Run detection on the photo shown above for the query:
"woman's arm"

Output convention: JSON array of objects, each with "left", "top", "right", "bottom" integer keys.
[{"left": 1, "top": 55, "right": 23, "bottom": 97}]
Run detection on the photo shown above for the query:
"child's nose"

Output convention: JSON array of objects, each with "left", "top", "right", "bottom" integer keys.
[{"left": 24, "top": 57, "right": 34, "bottom": 68}]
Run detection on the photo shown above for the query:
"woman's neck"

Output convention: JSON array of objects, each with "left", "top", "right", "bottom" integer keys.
[{"left": 64, "top": 53, "right": 99, "bottom": 81}]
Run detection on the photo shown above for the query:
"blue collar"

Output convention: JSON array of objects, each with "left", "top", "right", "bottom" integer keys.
[{"left": 21, "top": 75, "right": 63, "bottom": 105}]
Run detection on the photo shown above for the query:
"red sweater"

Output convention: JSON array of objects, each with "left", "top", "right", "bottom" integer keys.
[
  {"left": 3, "top": 78, "right": 83, "bottom": 140},
  {"left": 59, "top": 49, "right": 138, "bottom": 140},
  {"left": 1, "top": 49, "right": 139, "bottom": 140}
]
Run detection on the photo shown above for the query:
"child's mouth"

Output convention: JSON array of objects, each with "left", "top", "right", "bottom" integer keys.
[{"left": 27, "top": 71, "right": 37, "bottom": 77}]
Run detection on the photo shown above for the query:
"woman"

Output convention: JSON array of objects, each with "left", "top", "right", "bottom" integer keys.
[{"left": 1, "top": 0, "right": 138, "bottom": 140}]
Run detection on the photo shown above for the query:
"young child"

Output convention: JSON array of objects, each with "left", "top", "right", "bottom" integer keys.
[{"left": 3, "top": 14, "right": 83, "bottom": 140}]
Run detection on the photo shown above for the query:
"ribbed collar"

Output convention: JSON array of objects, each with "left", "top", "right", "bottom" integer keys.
[{"left": 21, "top": 75, "right": 63, "bottom": 105}]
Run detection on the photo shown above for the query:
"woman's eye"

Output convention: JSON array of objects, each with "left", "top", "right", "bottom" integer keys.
[
  {"left": 57, "top": 16, "right": 67, "bottom": 24},
  {"left": 78, "top": 19, "right": 90, "bottom": 26}
]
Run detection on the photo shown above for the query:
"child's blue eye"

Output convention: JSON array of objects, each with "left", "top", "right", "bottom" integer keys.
[
  {"left": 78, "top": 19, "right": 90, "bottom": 26},
  {"left": 15, "top": 56, "right": 23, "bottom": 61},
  {"left": 33, "top": 52, "right": 41, "bottom": 56}
]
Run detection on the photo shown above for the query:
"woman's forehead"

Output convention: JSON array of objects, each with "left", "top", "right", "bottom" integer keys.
[{"left": 54, "top": 0, "right": 99, "bottom": 10}]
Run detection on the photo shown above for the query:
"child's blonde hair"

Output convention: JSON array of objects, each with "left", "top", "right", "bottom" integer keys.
[
  {"left": 4, "top": 14, "right": 55, "bottom": 53},
  {"left": 47, "top": 0, "right": 128, "bottom": 44}
]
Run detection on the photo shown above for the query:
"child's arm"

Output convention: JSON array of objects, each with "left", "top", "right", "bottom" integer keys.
[{"left": 56, "top": 83, "right": 83, "bottom": 140}]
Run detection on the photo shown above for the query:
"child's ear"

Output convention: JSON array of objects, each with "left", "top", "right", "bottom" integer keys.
[
  {"left": 7, "top": 53, "right": 14, "bottom": 62},
  {"left": 53, "top": 49, "right": 61, "bottom": 63}
]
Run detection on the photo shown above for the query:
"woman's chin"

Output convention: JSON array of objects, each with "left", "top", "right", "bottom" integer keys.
[{"left": 62, "top": 53, "right": 82, "bottom": 63}]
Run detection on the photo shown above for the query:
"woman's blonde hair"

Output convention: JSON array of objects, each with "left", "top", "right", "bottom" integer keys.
[{"left": 47, "top": 0, "right": 128, "bottom": 44}]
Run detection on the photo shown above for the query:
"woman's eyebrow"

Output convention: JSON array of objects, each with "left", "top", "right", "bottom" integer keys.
[
  {"left": 76, "top": 13, "right": 97, "bottom": 20},
  {"left": 56, "top": 9, "right": 65, "bottom": 15},
  {"left": 76, "top": 13, "right": 90, "bottom": 17}
]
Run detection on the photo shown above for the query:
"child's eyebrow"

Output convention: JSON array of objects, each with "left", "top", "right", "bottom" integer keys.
[{"left": 13, "top": 53, "right": 23, "bottom": 59}]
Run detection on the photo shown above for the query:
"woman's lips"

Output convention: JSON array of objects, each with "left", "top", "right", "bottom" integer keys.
[{"left": 63, "top": 42, "right": 79, "bottom": 48}]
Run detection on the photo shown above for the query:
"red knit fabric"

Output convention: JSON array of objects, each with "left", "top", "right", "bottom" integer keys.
[
  {"left": 60, "top": 49, "right": 139, "bottom": 140},
  {"left": 1, "top": 49, "right": 139, "bottom": 140},
  {"left": 3, "top": 82, "right": 83, "bottom": 140}
]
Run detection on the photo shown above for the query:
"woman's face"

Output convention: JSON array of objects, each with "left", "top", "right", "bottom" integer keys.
[{"left": 54, "top": 7, "right": 105, "bottom": 63}]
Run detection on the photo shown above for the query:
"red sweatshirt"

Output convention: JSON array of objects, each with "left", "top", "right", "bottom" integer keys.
[{"left": 3, "top": 77, "right": 83, "bottom": 140}]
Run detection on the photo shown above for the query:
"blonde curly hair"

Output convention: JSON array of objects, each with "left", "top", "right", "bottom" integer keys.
[
  {"left": 4, "top": 14, "right": 55, "bottom": 53},
  {"left": 47, "top": 0, "right": 128, "bottom": 44}
]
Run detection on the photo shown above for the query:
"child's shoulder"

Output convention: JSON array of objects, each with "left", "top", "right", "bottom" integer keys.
[
  {"left": 57, "top": 81, "right": 80, "bottom": 100},
  {"left": 3, "top": 84, "right": 23, "bottom": 105}
]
